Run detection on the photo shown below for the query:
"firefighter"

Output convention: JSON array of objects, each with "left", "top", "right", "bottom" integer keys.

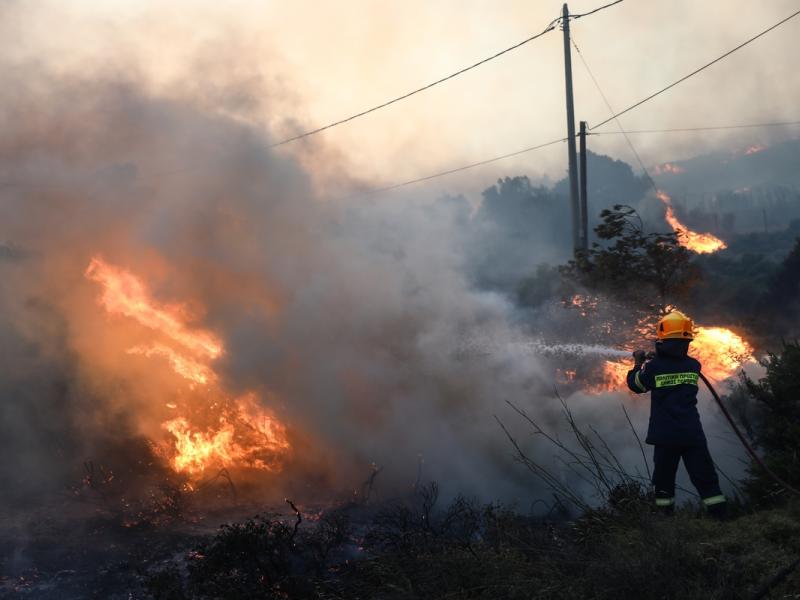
[{"left": 627, "top": 310, "right": 727, "bottom": 519}]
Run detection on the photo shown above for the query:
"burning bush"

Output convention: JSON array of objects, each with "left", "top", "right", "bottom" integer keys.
[{"left": 85, "top": 257, "right": 292, "bottom": 482}]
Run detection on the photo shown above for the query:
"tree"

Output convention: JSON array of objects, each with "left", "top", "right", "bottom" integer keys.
[
  {"left": 468, "top": 176, "right": 571, "bottom": 290},
  {"left": 741, "top": 341, "right": 800, "bottom": 503},
  {"left": 758, "top": 238, "right": 800, "bottom": 338},
  {"left": 562, "top": 205, "right": 701, "bottom": 313}
]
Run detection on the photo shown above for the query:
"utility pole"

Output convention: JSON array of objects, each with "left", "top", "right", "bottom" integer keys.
[
  {"left": 561, "top": 3, "right": 580, "bottom": 255},
  {"left": 579, "top": 120, "right": 588, "bottom": 251}
]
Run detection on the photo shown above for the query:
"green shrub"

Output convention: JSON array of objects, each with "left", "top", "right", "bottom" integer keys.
[{"left": 742, "top": 341, "right": 800, "bottom": 504}]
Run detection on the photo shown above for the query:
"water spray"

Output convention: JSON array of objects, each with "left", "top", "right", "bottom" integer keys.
[
  {"left": 528, "top": 343, "right": 630, "bottom": 358},
  {"left": 457, "top": 338, "right": 630, "bottom": 359},
  {"left": 462, "top": 335, "right": 800, "bottom": 498}
]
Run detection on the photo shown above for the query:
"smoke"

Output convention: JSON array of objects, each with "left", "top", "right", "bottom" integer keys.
[{"left": 0, "top": 15, "right": 751, "bottom": 514}]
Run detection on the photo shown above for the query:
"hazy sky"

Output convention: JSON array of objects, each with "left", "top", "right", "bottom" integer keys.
[{"left": 5, "top": 0, "right": 800, "bottom": 198}]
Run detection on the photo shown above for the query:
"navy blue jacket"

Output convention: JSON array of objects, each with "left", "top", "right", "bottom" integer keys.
[{"left": 626, "top": 339, "right": 706, "bottom": 445}]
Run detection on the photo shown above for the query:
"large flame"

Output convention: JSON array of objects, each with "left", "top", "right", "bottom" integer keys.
[
  {"left": 586, "top": 319, "right": 753, "bottom": 394},
  {"left": 163, "top": 394, "right": 289, "bottom": 476},
  {"left": 86, "top": 256, "right": 290, "bottom": 478},
  {"left": 85, "top": 257, "right": 223, "bottom": 360},
  {"left": 691, "top": 326, "right": 753, "bottom": 382},
  {"left": 656, "top": 191, "right": 727, "bottom": 254}
]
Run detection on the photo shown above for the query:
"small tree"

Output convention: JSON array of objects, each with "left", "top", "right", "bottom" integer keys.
[
  {"left": 742, "top": 341, "right": 800, "bottom": 503},
  {"left": 562, "top": 205, "right": 700, "bottom": 313},
  {"left": 758, "top": 238, "right": 800, "bottom": 338}
]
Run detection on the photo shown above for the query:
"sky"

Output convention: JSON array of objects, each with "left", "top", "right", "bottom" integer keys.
[{"left": 4, "top": 0, "right": 800, "bottom": 200}]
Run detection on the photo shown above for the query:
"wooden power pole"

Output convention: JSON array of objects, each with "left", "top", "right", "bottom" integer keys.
[
  {"left": 561, "top": 3, "right": 580, "bottom": 254},
  {"left": 579, "top": 120, "right": 588, "bottom": 251}
]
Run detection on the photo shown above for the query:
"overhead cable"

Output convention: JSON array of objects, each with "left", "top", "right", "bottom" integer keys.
[
  {"left": 590, "top": 7, "right": 800, "bottom": 131},
  {"left": 343, "top": 137, "right": 566, "bottom": 199},
  {"left": 270, "top": 0, "right": 625, "bottom": 148},
  {"left": 269, "top": 25, "right": 558, "bottom": 148},
  {"left": 569, "top": 0, "right": 625, "bottom": 20},
  {"left": 589, "top": 121, "right": 800, "bottom": 135},
  {"left": 571, "top": 36, "right": 657, "bottom": 188}
]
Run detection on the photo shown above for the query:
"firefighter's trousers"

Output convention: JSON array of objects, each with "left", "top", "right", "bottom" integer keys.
[{"left": 652, "top": 443, "right": 726, "bottom": 512}]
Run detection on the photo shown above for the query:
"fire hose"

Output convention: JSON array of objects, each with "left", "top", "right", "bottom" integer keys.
[{"left": 698, "top": 371, "right": 800, "bottom": 499}]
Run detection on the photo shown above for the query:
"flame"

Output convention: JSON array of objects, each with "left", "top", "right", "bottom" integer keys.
[
  {"left": 558, "top": 368, "right": 577, "bottom": 385},
  {"left": 743, "top": 144, "right": 766, "bottom": 155},
  {"left": 127, "top": 343, "right": 215, "bottom": 386},
  {"left": 85, "top": 257, "right": 223, "bottom": 360},
  {"left": 584, "top": 360, "right": 631, "bottom": 394},
  {"left": 163, "top": 395, "right": 289, "bottom": 476},
  {"left": 568, "top": 294, "right": 599, "bottom": 317},
  {"left": 86, "top": 256, "right": 290, "bottom": 478},
  {"left": 582, "top": 315, "right": 753, "bottom": 393},
  {"left": 653, "top": 162, "right": 685, "bottom": 175},
  {"left": 691, "top": 326, "right": 753, "bottom": 382},
  {"left": 656, "top": 191, "right": 727, "bottom": 254}
]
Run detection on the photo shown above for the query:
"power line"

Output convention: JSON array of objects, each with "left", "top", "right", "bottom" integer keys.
[
  {"left": 571, "top": 36, "right": 657, "bottom": 188},
  {"left": 1, "top": 2, "right": 626, "bottom": 194},
  {"left": 570, "top": 0, "right": 624, "bottom": 20},
  {"left": 270, "top": 0, "right": 625, "bottom": 148},
  {"left": 589, "top": 120, "right": 800, "bottom": 135},
  {"left": 270, "top": 25, "right": 558, "bottom": 148},
  {"left": 343, "top": 137, "right": 566, "bottom": 199},
  {"left": 590, "top": 7, "right": 800, "bottom": 131}
]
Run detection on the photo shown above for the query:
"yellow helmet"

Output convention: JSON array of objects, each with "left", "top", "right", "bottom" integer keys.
[{"left": 657, "top": 310, "right": 695, "bottom": 341}]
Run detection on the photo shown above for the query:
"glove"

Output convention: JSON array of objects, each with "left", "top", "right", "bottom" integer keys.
[{"left": 632, "top": 350, "right": 646, "bottom": 366}]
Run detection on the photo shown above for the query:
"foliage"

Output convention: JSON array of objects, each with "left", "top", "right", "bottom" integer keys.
[
  {"left": 551, "top": 151, "right": 649, "bottom": 211},
  {"left": 145, "top": 494, "right": 800, "bottom": 600},
  {"left": 516, "top": 264, "right": 563, "bottom": 308},
  {"left": 757, "top": 238, "right": 800, "bottom": 338},
  {"left": 689, "top": 252, "right": 777, "bottom": 330},
  {"left": 742, "top": 341, "right": 800, "bottom": 504},
  {"left": 469, "top": 176, "right": 571, "bottom": 290},
  {"left": 147, "top": 508, "right": 348, "bottom": 600},
  {"left": 723, "top": 218, "right": 800, "bottom": 259},
  {"left": 561, "top": 505, "right": 800, "bottom": 600}
]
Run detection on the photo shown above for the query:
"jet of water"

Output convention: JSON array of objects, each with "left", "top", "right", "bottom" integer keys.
[
  {"left": 457, "top": 337, "right": 631, "bottom": 359},
  {"left": 532, "top": 343, "right": 631, "bottom": 358}
]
